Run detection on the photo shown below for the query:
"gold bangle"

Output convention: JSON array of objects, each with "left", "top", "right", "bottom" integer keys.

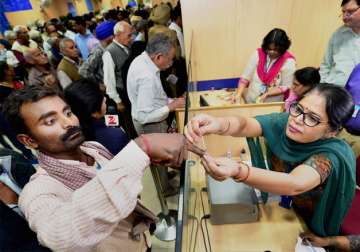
[{"left": 233, "top": 161, "right": 250, "bottom": 182}]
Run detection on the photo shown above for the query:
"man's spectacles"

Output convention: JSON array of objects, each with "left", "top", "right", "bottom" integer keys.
[
  {"left": 341, "top": 6, "right": 360, "bottom": 17},
  {"left": 289, "top": 103, "right": 327, "bottom": 127}
]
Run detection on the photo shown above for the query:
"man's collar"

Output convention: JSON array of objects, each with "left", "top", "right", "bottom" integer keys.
[
  {"left": 77, "top": 30, "right": 92, "bottom": 37},
  {"left": 113, "top": 39, "right": 128, "bottom": 50},
  {"left": 55, "top": 146, "right": 99, "bottom": 166},
  {"left": 341, "top": 25, "right": 360, "bottom": 35},
  {"left": 170, "top": 22, "right": 181, "bottom": 30},
  {"left": 33, "top": 64, "right": 52, "bottom": 74},
  {"left": 63, "top": 56, "right": 80, "bottom": 65},
  {"left": 142, "top": 51, "right": 160, "bottom": 73}
]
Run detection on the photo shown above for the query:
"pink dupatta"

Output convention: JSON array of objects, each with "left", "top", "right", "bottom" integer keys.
[{"left": 256, "top": 48, "right": 294, "bottom": 85}]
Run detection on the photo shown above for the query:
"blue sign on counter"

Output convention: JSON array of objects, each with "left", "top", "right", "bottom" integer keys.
[{"left": 1, "top": 0, "right": 33, "bottom": 12}]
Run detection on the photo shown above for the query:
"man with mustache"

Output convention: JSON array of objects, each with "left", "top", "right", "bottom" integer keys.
[{"left": 2, "top": 85, "right": 202, "bottom": 252}]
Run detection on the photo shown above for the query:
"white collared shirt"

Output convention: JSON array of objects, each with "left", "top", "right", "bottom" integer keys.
[
  {"left": 127, "top": 51, "right": 170, "bottom": 124},
  {"left": 169, "top": 22, "right": 185, "bottom": 57},
  {"left": 102, "top": 40, "right": 129, "bottom": 103},
  {"left": 11, "top": 40, "right": 38, "bottom": 53}
]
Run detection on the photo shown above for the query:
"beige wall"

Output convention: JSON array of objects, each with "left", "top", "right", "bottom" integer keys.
[
  {"left": 5, "top": 0, "right": 178, "bottom": 27},
  {"left": 5, "top": 0, "right": 88, "bottom": 26},
  {"left": 100, "top": 0, "right": 125, "bottom": 10},
  {"left": 5, "top": 0, "right": 122, "bottom": 27},
  {"left": 5, "top": 0, "right": 51, "bottom": 26},
  {"left": 181, "top": 0, "right": 343, "bottom": 82}
]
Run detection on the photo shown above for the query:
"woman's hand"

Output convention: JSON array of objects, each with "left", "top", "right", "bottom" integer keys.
[
  {"left": 300, "top": 232, "right": 330, "bottom": 247},
  {"left": 185, "top": 114, "right": 224, "bottom": 144},
  {"left": 200, "top": 154, "right": 241, "bottom": 181},
  {"left": 257, "top": 93, "right": 267, "bottom": 103},
  {"left": 230, "top": 92, "right": 240, "bottom": 104}
]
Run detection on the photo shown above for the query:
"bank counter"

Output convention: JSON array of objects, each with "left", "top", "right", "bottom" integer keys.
[{"left": 174, "top": 89, "right": 307, "bottom": 252}]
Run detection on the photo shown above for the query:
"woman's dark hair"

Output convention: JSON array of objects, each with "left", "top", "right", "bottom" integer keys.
[
  {"left": 64, "top": 79, "right": 104, "bottom": 140},
  {"left": 261, "top": 28, "right": 291, "bottom": 56},
  {"left": 306, "top": 83, "right": 354, "bottom": 132},
  {"left": 295, "top": 67, "right": 320, "bottom": 87}
]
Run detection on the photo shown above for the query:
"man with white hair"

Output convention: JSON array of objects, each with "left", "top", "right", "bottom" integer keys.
[
  {"left": 4, "top": 30, "right": 16, "bottom": 46},
  {"left": 24, "top": 47, "right": 59, "bottom": 88},
  {"left": 11, "top": 25, "right": 38, "bottom": 54},
  {"left": 57, "top": 38, "right": 81, "bottom": 89},
  {"left": 103, "top": 21, "right": 137, "bottom": 138},
  {"left": 28, "top": 30, "right": 43, "bottom": 50}
]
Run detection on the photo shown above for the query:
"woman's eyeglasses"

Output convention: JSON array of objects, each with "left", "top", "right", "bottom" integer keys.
[{"left": 289, "top": 103, "right": 327, "bottom": 127}]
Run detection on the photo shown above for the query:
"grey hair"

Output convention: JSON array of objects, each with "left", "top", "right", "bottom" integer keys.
[
  {"left": 13, "top": 25, "right": 28, "bottom": 35},
  {"left": 59, "top": 38, "right": 74, "bottom": 53},
  {"left": 113, "top": 21, "right": 130, "bottom": 35},
  {"left": 146, "top": 33, "right": 174, "bottom": 56},
  {"left": 4, "top": 30, "right": 16, "bottom": 40}
]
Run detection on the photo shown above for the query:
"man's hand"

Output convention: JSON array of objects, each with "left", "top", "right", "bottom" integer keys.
[
  {"left": 44, "top": 74, "right": 57, "bottom": 86},
  {"left": 186, "top": 140, "right": 206, "bottom": 157},
  {"left": 168, "top": 97, "right": 185, "bottom": 111},
  {"left": 135, "top": 133, "right": 187, "bottom": 168},
  {"left": 116, "top": 102, "right": 126, "bottom": 112}
]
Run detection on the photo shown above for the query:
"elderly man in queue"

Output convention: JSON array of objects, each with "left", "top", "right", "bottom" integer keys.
[
  {"left": 57, "top": 38, "right": 82, "bottom": 89},
  {"left": 1, "top": 85, "right": 203, "bottom": 252},
  {"left": 24, "top": 47, "right": 60, "bottom": 88},
  {"left": 103, "top": 21, "right": 137, "bottom": 138},
  {"left": 11, "top": 25, "right": 38, "bottom": 55},
  {"left": 127, "top": 33, "right": 185, "bottom": 197}
]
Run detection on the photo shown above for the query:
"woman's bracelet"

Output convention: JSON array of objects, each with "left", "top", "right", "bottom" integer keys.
[
  {"left": 233, "top": 161, "right": 251, "bottom": 182},
  {"left": 140, "top": 134, "right": 151, "bottom": 156}
]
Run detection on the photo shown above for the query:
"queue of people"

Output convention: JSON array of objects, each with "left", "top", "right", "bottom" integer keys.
[{"left": 0, "top": 0, "right": 359, "bottom": 251}]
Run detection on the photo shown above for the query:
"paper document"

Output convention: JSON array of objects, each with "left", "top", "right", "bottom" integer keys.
[{"left": 295, "top": 237, "right": 326, "bottom": 252}]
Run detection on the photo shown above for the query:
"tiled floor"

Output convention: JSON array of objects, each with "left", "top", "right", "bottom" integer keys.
[{"left": 141, "top": 167, "right": 180, "bottom": 252}]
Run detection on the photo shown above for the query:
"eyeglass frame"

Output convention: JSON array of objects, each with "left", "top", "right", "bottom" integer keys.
[
  {"left": 340, "top": 6, "right": 360, "bottom": 17},
  {"left": 289, "top": 102, "right": 328, "bottom": 127}
]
